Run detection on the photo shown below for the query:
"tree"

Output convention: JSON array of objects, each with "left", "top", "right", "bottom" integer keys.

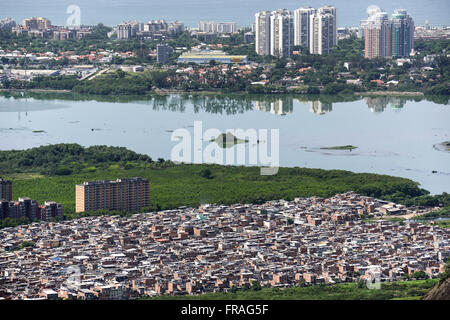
[
  {"left": 55, "top": 166, "right": 73, "bottom": 176},
  {"left": 200, "top": 168, "right": 213, "bottom": 179},
  {"left": 412, "top": 271, "right": 428, "bottom": 280},
  {"left": 425, "top": 82, "right": 450, "bottom": 96},
  {"left": 19, "top": 241, "right": 36, "bottom": 249},
  {"left": 116, "top": 69, "right": 126, "bottom": 79},
  {"left": 322, "top": 83, "right": 347, "bottom": 95},
  {"left": 307, "top": 86, "right": 320, "bottom": 94},
  {"left": 439, "top": 259, "right": 450, "bottom": 284},
  {"left": 151, "top": 71, "right": 169, "bottom": 88},
  {"left": 60, "top": 57, "right": 69, "bottom": 66},
  {"left": 111, "top": 56, "right": 124, "bottom": 65},
  {"left": 250, "top": 280, "right": 262, "bottom": 291},
  {"left": 357, "top": 280, "right": 366, "bottom": 288}
]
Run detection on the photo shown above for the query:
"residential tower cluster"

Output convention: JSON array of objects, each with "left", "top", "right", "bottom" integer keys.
[
  {"left": 0, "top": 179, "right": 64, "bottom": 222},
  {"left": 255, "top": 5, "right": 338, "bottom": 57},
  {"left": 0, "top": 4, "right": 424, "bottom": 67},
  {"left": 11, "top": 17, "right": 92, "bottom": 40},
  {"left": 115, "top": 20, "right": 185, "bottom": 40},
  {"left": 361, "top": 8, "right": 415, "bottom": 59}
]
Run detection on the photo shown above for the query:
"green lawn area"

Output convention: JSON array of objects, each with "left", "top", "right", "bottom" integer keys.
[
  {"left": 435, "top": 220, "right": 450, "bottom": 228},
  {"left": 144, "top": 279, "right": 438, "bottom": 300},
  {"left": 1, "top": 143, "right": 447, "bottom": 225},
  {"left": 5, "top": 163, "right": 427, "bottom": 216}
]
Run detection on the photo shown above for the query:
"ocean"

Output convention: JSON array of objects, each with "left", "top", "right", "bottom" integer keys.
[{"left": 1, "top": 0, "right": 449, "bottom": 28}]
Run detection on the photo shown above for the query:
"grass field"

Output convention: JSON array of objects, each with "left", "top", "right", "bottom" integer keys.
[
  {"left": 4, "top": 163, "right": 428, "bottom": 216},
  {"left": 1, "top": 143, "right": 446, "bottom": 227},
  {"left": 144, "top": 279, "right": 438, "bottom": 300}
]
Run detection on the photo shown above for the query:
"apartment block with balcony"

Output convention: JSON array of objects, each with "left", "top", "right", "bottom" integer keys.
[
  {"left": 362, "top": 8, "right": 414, "bottom": 59},
  {"left": 0, "top": 197, "right": 62, "bottom": 221},
  {"left": 76, "top": 177, "right": 150, "bottom": 213},
  {"left": 0, "top": 178, "right": 12, "bottom": 201}
]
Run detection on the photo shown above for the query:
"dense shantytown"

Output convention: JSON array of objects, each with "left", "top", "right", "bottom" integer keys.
[{"left": 0, "top": 192, "right": 448, "bottom": 300}]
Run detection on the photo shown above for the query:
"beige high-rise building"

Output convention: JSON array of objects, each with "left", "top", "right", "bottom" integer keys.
[
  {"left": 364, "top": 12, "right": 391, "bottom": 59},
  {"left": 363, "top": 8, "right": 414, "bottom": 59},
  {"left": 23, "top": 17, "right": 51, "bottom": 30},
  {"left": 76, "top": 177, "right": 150, "bottom": 213}
]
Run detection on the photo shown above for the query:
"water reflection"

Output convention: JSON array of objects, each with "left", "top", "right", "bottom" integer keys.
[
  {"left": 189, "top": 95, "right": 254, "bottom": 115},
  {"left": 0, "top": 91, "right": 448, "bottom": 194},
  {"left": 0, "top": 97, "right": 70, "bottom": 113},
  {"left": 390, "top": 97, "right": 406, "bottom": 110},
  {"left": 0, "top": 92, "right": 447, "bottom": 117},
  {"left": 309, "top": 101, "right": 332, "bottom": 115},
  {"left": 147, "top": 95, "right": 413, "bottom": 116},
  {"left": 254, "top": 97, "right": 293, "bottom": 115},
  {"left": 365, "top": 96, "right": 407, "bottom": 113}
]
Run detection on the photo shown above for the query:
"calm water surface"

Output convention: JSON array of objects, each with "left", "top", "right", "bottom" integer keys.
[{"left": 0, "top": 93, "right": 449, "bottom": 194}]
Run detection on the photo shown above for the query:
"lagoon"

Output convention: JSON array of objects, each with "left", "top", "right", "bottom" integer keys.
[{"left": 0, "top": 92, "right": 449, "bottom": 194}]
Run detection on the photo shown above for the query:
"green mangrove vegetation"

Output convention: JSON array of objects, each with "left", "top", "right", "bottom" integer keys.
[
  {"left": 143, "top": 279, "right": 438, "bottom": 300},
  {"left": 320, "top": 145, "right": 358, "bottom": 151},
  {"left": 0, "top": 144, "right": 449, "bottom": 229}
]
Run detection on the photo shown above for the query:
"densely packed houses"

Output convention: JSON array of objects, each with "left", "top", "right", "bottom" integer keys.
[{"left": 0, "top": 192, "right": 447, "bottom": 300}]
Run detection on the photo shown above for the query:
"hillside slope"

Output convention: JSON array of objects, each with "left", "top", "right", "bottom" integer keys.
[{"left": 423, "top": 278, "right": 450, "bottom": 300}]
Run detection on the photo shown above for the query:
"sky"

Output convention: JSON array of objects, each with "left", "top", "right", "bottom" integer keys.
[{"left": 0, "top": 0, "right": 449, "bottom": 27}]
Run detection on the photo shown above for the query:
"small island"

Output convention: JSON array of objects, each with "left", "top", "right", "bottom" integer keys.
[
  {"left": 433, "top": 141, "right": 450, "bottom": 152},
  {"left": 211, "top": 132, "right": 248, "bottom": 148},
  {"left": 32, "top": 130, "right": 46, "bottom": 133},
  {"left": 320, "top": 145, "right": 358, "bottom": 151}
]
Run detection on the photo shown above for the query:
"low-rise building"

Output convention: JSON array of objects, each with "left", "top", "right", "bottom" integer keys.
[{"left": 177, "top": 50, "right": 247, "bottom": 64}]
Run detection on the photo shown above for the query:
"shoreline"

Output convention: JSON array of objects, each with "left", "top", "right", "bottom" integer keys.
[
  {"left": 0, "top": 88, "right": 429, "bottom": 97},
  {"left": 0, "top": 88, "right": 72, "bottom": 93},
  {"left": 356, "top": 91, "right": 424, "bottom": 97}
]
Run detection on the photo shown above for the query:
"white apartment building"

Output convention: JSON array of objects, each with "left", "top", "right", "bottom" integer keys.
[
  {"left": 318, "top": 5, "right": 338, "bottom": 47},
  {"left": 255, "top": 11, "right": 272, "bottom": 56},
  {"left": 294, "top": 7, "right": 315, "bottom": 48},
  {"left": 198, "top": 21, "right": 237, "bottom": 33},
  {"left": 270, "top": 9, "right": 294, "bottom": 58},
  {"left": 309, "top": 6, "right": 337, "bottom": 55}
]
